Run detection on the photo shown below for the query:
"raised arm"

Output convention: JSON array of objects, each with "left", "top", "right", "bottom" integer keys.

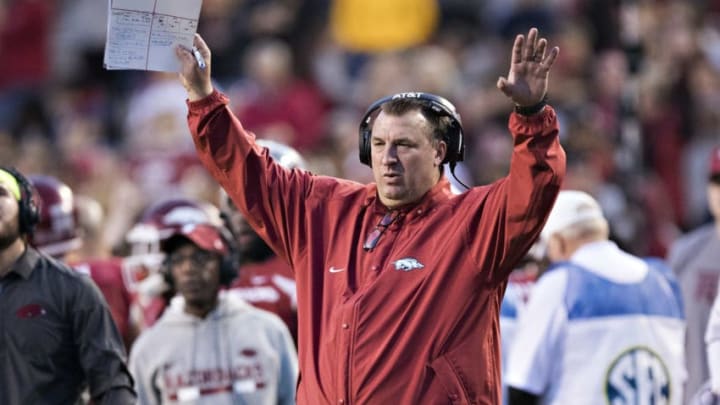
[
  {"left": 467, "top": 28, "right": 565, "bottom": 282},
  {"left": 175, "top": 34, "right": 315, "bottom": 266}
]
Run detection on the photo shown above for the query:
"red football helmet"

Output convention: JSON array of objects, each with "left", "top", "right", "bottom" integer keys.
[
  {"left": 27, "top": 175, "right": 82, "bottom": 258},
  {"left": 122, "top": 198, "right": 222, "bottom": 294}
]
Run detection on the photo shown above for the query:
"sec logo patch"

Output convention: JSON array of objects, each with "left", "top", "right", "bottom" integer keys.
[{"left": 606, "top": 346, "right": 671, "bottom": 404}]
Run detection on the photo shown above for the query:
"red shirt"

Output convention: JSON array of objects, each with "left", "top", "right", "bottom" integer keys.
[
  {"left": 71, "top": 257, "right": 133, "bottom": 345},
  {"left": 229, "top": 256, "right": 298, "bottom": 343},
  {"left": 188, "top": 91, "right": 565, "bottom": 404}
]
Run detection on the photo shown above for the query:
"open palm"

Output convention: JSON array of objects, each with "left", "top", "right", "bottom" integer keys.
[{"left": 497, "top": 28, "right": 559, "bottom": 107}]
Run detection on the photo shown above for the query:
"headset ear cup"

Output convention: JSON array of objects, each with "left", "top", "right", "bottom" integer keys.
[
  {"left": 1, "top": 166, "right": 39, "bottom": 235},
  {"left": 17, "top": 203, "right": 28, "bottom": 235},
  {"left": 358, "top": 95, "right": 391, "bottom": 168},
  {"left": 220, "top": 258, "right": 238, "bottom": 286},
  {"left": 161, "top": 256, "right": 174, "bottom": 289},
  {"left": 24, "top": 197, "right": 39, "bottom": 234},
  {"left": 359, "top": 127, "right": 372, "bottom": 166},
  {"left": 443, "top": 124, "right": 464, "bottom": 164},
  {"left": 218, "top": 226, "right": 239, "bottom": 286}
]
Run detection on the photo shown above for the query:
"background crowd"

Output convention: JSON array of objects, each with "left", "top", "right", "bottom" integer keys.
[
  {"left": 4, "top": 0, "right": 720, "bottom": 258},
  {"left": 3, "top": 0, "right": 720, "bottom": 402}
]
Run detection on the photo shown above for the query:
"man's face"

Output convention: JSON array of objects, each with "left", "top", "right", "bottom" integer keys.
[
  {"left": 708, "top": 181, "right": 720, "bottom": 221},
  {"left": 370, "top": 110, "right": 446, "bottom": 209},
  {"left": 167, "top": 242, "right": 221, "bottom": 308},
  {"left": 0, "top": 184, "right": 21, "bottom": 249}
]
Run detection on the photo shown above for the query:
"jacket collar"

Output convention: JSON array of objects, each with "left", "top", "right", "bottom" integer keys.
[{"left": 4, "top": 245, "right": 38, "bottom": 280}]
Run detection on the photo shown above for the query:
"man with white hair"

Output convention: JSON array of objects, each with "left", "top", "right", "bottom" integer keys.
[{"left": 505, "top": 190, "right": 686, "bottom": 405}]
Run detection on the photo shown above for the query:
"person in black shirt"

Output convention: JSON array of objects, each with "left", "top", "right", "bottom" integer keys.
[{"left": 0, "top": 166, "right": 136, "bottom": 404}]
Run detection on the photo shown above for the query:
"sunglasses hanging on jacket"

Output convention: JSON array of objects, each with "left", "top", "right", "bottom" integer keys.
[{"left": 363, "top": 211, "right": 401, "bottom": 251}]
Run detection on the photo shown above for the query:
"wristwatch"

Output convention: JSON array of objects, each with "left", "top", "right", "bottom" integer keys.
[{"left": 514, "top": 95, "right": 548, "bottom": 116}]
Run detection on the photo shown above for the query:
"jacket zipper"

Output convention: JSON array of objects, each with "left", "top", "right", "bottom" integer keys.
[
  {"left": 345, "top": 212, "right": 407, "bottom": 404},
  {"left": 344, "top": 302, "right": 357, "bottom": 405}
]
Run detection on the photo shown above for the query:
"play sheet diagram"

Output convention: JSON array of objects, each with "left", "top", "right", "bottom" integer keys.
[{"left": 104, "top": 0, "right": 202, "bottom": 72}]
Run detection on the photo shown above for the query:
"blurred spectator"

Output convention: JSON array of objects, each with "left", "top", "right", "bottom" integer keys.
[
  {"left": 199, "top": 0, "right": 315, "bottom": 83},
  {"left": 506, "top": 190, "right": 686, "bottom": 405},
  {"left": 497, "top": 0, "right": 557, "bottom": 42},
  {"left": 71, "top": 193, "right": 140, "bottom": 349},
  {"left": 124, "top": 72, "right": 195, "bottom": 154},
  {"left": 122, "top": 197, "right": 224, "bottom": 331},
  {"left": 0, "top": 0, "right": 55, "bottom": 141},
  {"left": 129, "top": 223, "right": 298, "bottom": 405},
  {"left": 103, "top": 71, "right": 220, "bottom": 248},
  {"left": 229, "top": 38, "right": 330, "bottom": 153},
  {"left": 52, "top": 0, "right": 107, "bottom": 84},
  {"left": 669, "top": 146, "right": 720, "bottom": 401}
]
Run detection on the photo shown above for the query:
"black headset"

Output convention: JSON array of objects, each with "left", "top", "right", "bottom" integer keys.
[
  {"left": 358, "top": 92, "right": 465, "bottom": 166},
  {"left": 162, "top": 224, "right": 240, "bottom": 288},
  {"left": 0, "top": 166, "right": 39, "bottom": 236}
]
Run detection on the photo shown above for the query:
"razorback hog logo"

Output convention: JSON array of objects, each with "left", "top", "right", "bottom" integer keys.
[{"left": 393, "top": 258, "right": 425, "bottom": 272}]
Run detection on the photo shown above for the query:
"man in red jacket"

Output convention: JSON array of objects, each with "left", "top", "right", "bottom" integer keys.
[{"left": 176, "top": 27, "right": 565, "bottom": 405}]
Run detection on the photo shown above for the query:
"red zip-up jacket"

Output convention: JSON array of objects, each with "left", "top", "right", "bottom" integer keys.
[{"left": 187, "top": 91, "right": 565, "bottom": 404}]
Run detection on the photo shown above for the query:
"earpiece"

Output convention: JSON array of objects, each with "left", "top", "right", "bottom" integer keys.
[
  {"left": 358, "top": 92, "right": 465, "bottom": 166},
  {"left": 217, "top": 225, "right": 240, "bottom": 286},
  {"left": 0, "top": 166, "right": 39, "bottom": 236}
]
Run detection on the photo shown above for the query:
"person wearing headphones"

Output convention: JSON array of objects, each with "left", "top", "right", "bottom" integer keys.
[
  {"left": 128, "top": 222, "right": 297, "bottom": 405},
  {"left": 26, "top": 174, "right": 138, "bottom": 350},
  {"left": 0, "top": 167, "right": 136, "bottom": 404},
  {"left": 176, "top": 27, "right": 564, "bottom": 404}
]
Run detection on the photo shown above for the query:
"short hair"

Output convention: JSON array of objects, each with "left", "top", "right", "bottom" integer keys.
[{"left": 380, "top": 98, "right": 453, "bottom": 146}]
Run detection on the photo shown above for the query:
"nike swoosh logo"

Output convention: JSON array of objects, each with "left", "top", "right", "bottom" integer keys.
[{"left": 329, "top": 267, "right": 345, "bottom": 273}]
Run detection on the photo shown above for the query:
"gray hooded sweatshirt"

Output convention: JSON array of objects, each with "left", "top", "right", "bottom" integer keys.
[{"left": 129, "top": 293, "right": 298, "bottom": 405}]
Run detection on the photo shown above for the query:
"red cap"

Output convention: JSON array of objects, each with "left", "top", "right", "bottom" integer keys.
[
  {"left": 710, "top": 146, "right": 720, "bottom": 178},
  {"left": 161, "top": 223, "right": 228, "bottom": 255}
]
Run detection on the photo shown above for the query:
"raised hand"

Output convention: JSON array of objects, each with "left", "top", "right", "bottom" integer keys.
[
  {"left": 496, "top": 28, "right": 559, "bottom": 107},
  {"left": 176, "top": 33, "right": 214, "bottom": 101}
]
